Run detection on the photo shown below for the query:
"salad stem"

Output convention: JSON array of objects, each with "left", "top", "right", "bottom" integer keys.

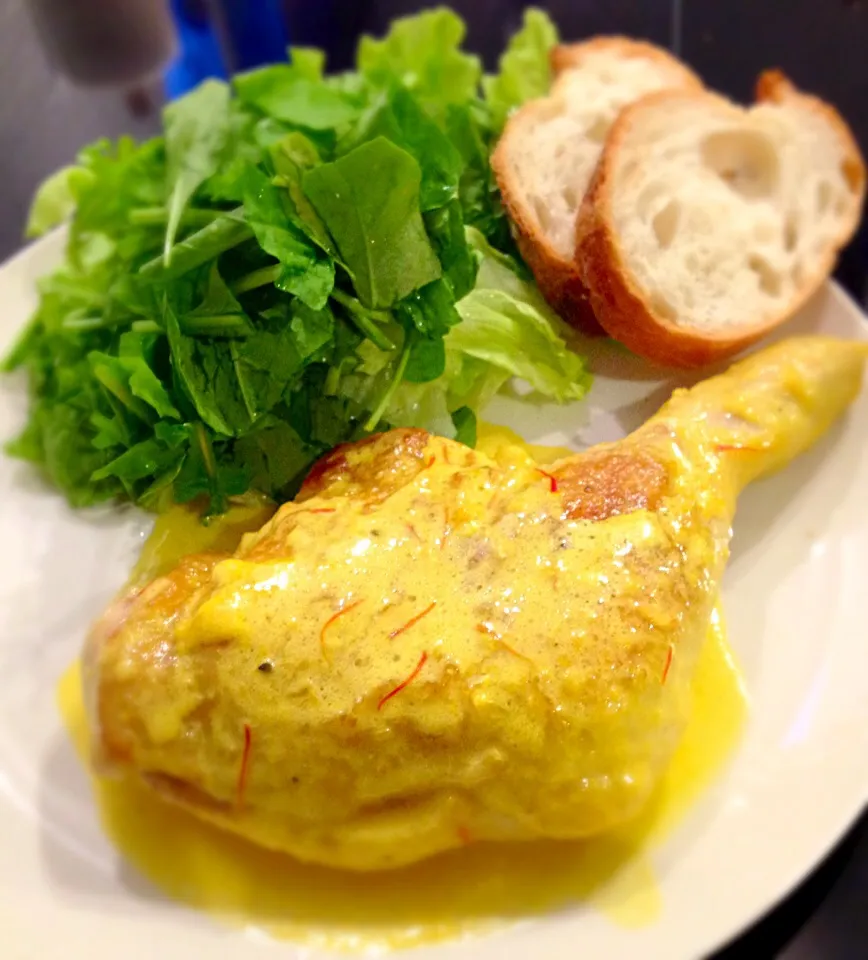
[
  {"left": 331, "top": 289, "right": 395, "bottom": 351},
  {"left": 364, "top": 341, "right": 411, "bottom": 432},
  {"left": 324, "top": 363, "right": 342, "bottom": 396},
  {"left": 61, "top": 316, "right": 111, "bottom": 331},
  {"left": 131, "top": 320, "right": 161, "bottom": 334},
  {"left": 232, "top": 265, "right": 281, "bottom": 296},
  {"left": 139, "top": 211, "right": 253, "bottom": 281},
  {"left": 129, "top": 207, "right": 224, "bottom": 228}
]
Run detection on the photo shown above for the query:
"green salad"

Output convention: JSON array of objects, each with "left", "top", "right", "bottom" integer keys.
[{"left": 4, "top": 7, "right": 590, "bottom": 515}]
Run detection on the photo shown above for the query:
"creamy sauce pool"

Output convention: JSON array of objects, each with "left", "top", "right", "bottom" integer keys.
[{"left": 58, "top": 423, "right": 746, "bottom": 950}]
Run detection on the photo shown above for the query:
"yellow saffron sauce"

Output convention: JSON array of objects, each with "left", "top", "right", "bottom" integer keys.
[{"left": 57, "top": 423, "right": 747, "bottom": 951}]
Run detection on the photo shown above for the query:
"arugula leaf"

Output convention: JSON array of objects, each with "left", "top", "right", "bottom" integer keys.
[
  {"left": 123, "top": 362, "right": 180, "bottom": 421},
  {"left": 29, "top": 399, "right": 120, "bottom": 506},
  {"left": 234, "top": 55, "right": 359, "bottom": 130},
  {"left": 483, "top": 9, "right": 559, "bottom": 131},
  {"left": 166, "top": 304, "right": 252, "bottom": 436},
  {"left": 405, "top": 334, "right": 446, "bottom": 383},
  {"left": 88, "top": 351, "right": 180, "bottom": 422},
  {"left": 92, "top": 438, "right": 180, "bottom": 483},
  {"left": 231, "top": 303, "right": 334, "bottom": 421},
  {"left": 445, "top": 103, "right": 514, "bottom": 253},
  {"left": 289, "top": 300, "right": 336, "bottom": 357},
  {"left": 397, "top": 279, "right": 459, "bottom": 342},
  {"left": 303, "top": 138, "right": 441, "bottom": 309},
  {"left": 163, "top": 80, "right": 232, "bottom": 264},
  {"left": 270, "top": 132, "right": 334, "bottom": 252},
  {"left": 423, "top": 199, "right": 477, "bottom": 300},
  {"left": 181, "top": 264, "right": 255, "bottom": 338},
  {"left": 155, "top": 421, "right": 192, "bottom": 448},
  {"left": 241, "top": 167, "right": 334, "bottom": 309},
  {"left": 344, "top": 86, "right": 463, "bottom": 212},
  {"left": 231, "top": 328, "right": 300, "bottom": 420},
  {"left": 174, "top": 422, "right": 248, "bottom": 516},
  {"left": 234, "top": 419, "right": 316, "bottom": 497},
  {"left": 358, "top": 8, "right": 481, "bottom": 112},
  {"left": 137, "top": 459, "right": 185, "bottom": 513},
  {"left": 451, "top": 405, "right": 477, "bottom": 446}
]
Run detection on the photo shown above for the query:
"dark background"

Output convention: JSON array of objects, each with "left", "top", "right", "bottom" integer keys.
[{"left": 0, "top": 1, "right": 865, "bottom": 957}]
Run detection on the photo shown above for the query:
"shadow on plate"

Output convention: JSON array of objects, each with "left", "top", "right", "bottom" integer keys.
[{"left": 38, "top": 734, "right": 167, "bottom": 907}]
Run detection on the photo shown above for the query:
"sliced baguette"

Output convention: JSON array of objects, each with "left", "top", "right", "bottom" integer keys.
[
  {"left": 491, "top": 37, "right": 702, "bottom": 330},
  {"left": 575, "top": 71, "right": 867, "bottom": 367}
]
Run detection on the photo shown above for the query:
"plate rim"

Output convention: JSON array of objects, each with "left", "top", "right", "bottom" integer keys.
[{"left": 0, "top": 229, "right": 866, "bottom": 960}]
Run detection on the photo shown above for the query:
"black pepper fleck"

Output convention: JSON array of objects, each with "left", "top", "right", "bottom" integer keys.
[{"left": 258, "top": 661, "right": 274, "bottom": 673}]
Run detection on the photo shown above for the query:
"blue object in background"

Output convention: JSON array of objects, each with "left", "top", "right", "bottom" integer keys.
[
  {"left": 164, "top": 0, "right": 225, "bottom": 99},
  {"left": 165, "top": 0, "right": 289, "bottom": 100},
  {"left": 210, "top": 0, "right": 290, "bottom": 72}
]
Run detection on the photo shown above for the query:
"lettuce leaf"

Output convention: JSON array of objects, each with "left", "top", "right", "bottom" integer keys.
[
  {"left": 449, "top": 228, "right": 589, "bottom": 401},
  {"left": 358, "top": 8, "right": 482, "bottom": 112},
  {"left": 381, "top": 229, "right": 589, "bottom": 433},
  {"left": 483, "top": 9, "right": 559, "bottom": 131},
  {"left": 25, "top": 166, "right": 95, "bottom": 238}
]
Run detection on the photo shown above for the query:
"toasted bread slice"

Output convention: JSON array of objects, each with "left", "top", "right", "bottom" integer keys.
[
  {"left": 575, "top": 71, "right": 867, "bottom": 367},
  {"left": 491, "top": 37, "right": 702, "bottom": 330}
]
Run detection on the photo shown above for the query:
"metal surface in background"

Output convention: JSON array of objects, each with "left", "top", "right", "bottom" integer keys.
[
  {"left": 0, "top": 2, "right": 865, "bottom": 956},
  {"left": 26, "top": 0, "right": 176, "bottom": 85},
  {"left": 0, "top": 1, "right": 164, "bottom": 258}
]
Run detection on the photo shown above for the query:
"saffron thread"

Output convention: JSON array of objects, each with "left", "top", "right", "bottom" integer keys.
[
  {"left": 662, "top": 644, "right": 674, "bottom": 684},
  {"left": 378, "top": 651, "right": 428, "bottom": 710},
  {"left": 320, "top": 599, "right": 364, "bottom": 660},
  {"left": 389, "top": 601, "right": 436, "bottom": 640},
  {"left": 292, "top": 507, "right": 337, "bottom": 519}
]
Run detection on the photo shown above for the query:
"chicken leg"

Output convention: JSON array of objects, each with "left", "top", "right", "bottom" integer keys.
[{"left": 85, "top": 336, "right": 865, "bottom": 870}]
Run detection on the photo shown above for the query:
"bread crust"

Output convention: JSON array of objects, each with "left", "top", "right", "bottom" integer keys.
[
  {"left": 575, "top": 77, "right": 867, "bottom": 368},
  {"left": 550, "top": 36, "right": 703, "bottom": 88},
  {"left": 756, "top": 69, "right": 867, "bottom": 199},
  {"left": 491, "top": 105, "right": 600, "bottom": 333},
  {"left": 492, "top": 38, "right": 702, "bottom": 335}
]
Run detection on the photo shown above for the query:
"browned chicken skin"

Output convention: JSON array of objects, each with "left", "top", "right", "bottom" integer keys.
[
  {"left": 85, "top": 337, "right": 865, "bottom": 869},
  {"left": 297, "top": 428, "right": 669, "bottom": 521}
]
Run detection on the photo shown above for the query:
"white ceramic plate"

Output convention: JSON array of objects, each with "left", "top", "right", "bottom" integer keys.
[{"left": 0, "top": 231, "right": 866, "bottom": 960}]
